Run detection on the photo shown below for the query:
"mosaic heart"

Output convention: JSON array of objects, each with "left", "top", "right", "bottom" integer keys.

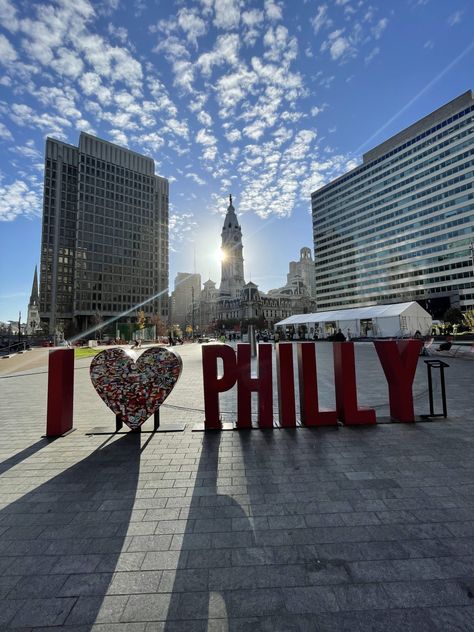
[{"left": 90, "top": 347, "right": 182, "bottom": 430}]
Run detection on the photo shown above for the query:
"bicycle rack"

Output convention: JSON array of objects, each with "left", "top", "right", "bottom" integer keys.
[{"left": 421, "top": 359, "right": 449, "bottom": 418}]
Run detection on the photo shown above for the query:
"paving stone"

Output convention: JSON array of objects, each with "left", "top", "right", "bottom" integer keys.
[
  {"left": 10, "top": 597, "right": 76, "bottom": 627},
  {"left": 66, "top": 595, "right": 128, "bottom": 625},
  {"left": 333, "top": 583, "right": 390, "bottom": 611},
  {"left": 283, "top": 586, "right": 339, "bottom": 614},
  {"left": 59, "top": 573, "right": 113, "bottom": 596},
  {"left": 108, "top": 571, "right": 163, "bottom": 595},
  {"left": 121, "top": 594, "right": 172, "bottom": 622}
]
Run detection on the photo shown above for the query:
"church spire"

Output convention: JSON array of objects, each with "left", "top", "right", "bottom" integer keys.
[{"left": 30, "top": 265, "right": 39, "bottom": 305}]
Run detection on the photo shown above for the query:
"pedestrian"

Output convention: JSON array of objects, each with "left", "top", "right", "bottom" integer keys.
[{"left": 333, "top": 329, "right": 346, "bottom": 342}]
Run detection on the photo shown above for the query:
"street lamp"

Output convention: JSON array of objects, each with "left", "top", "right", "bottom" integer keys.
[{"left": 191, "top": 285, "right": 195, "bottom": 342}]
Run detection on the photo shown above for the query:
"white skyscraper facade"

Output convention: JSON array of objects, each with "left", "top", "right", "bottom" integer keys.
[{"left": 311, "top": 91, "right": 474, "bottom": 318}]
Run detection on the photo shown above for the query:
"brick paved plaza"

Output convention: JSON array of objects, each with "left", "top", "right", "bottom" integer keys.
[{"left": 0, "top": 343, "right": 473, "bottom": 630}]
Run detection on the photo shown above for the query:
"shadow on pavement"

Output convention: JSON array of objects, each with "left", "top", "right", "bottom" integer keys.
[
  {"left": 0, "top": 432, "right": 141, "bottom": 628},
  {"left": 163, "top": 431, "right": 256, "bottom": 631},
  {"left": 0, "top": 438, "right": 52, "bottom": 477}
]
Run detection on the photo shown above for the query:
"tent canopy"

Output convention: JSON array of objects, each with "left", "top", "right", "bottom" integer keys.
[
  {"left": 275, "top": 302, "right": 431, "bottom": 332},
  {"left": 275, "top": 302, "right": 423, "bottom": 326}
]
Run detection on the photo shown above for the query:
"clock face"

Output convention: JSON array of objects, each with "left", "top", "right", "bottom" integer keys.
[{"left": 233, "top": 235, "right": 239, "bottom": 242}]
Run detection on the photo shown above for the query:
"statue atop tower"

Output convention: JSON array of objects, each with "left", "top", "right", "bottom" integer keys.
[{"left": 219, "top": 194, "right": 245, "bottom": 298}]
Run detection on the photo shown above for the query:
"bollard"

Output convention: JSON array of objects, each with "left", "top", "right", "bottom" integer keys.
[{"left": 45, "top": 348, "right": 75, "bottom": 437}]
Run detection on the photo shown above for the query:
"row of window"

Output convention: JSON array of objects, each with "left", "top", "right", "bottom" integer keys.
[
  {"left": 314, "top": 137, "right": 474, "bottom": 221},
  {"left": 317, "top": 258, "right": 472, "bottom": 288},
  {"left": 315, "top": 179, "right": 474, "bottom": 247},
  {"left": 314, "top": 123, "right": 474, "bottom": 213},
  {"left": 316, "top": 163, "right": 474, "bottom": 236},
  {"left": 316, "top": 210, "right": 474, "bottom": 262}
]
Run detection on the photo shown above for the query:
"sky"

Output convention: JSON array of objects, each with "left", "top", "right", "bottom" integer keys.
[{"left": 0, "top": 0, "right": 473, "bottom": 323}]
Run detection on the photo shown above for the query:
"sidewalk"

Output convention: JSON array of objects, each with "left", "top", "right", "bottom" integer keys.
[{"left": 0, "top": 343, "right": 473, "bottom": 630}]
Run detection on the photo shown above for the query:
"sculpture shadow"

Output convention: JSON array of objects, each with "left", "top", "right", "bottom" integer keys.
[
  {"left": 163, "top": 431, "right": 257, "bottom": 631},
  {"left": 0, "top": 432, "right": 141, "bottom": 628}
]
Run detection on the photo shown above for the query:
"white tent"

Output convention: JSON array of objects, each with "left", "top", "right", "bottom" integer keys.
[{"left": 275, "top": 302, "right": 432, "bottom": 339}]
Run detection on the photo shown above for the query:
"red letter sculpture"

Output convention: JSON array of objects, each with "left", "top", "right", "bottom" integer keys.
[
  {"left": 333, "top": 342, "right": 376, "bottom": 425},
  {"left": 297, "top": 343, "right": 338, "bottom": 426},
  {"left": 276, "top": 342, "right": 297, "bottom": 427},
  {"left": 374, "top": 340, "right": 422, "bottom": 422},
  {"left": 202, "top": 345, "right": 238, "bottom": 429},
  {"left": 46, "top": 348, "right": 75, "bottom": 437},
  {"left": 237, "top": 343, "right": 273, "bottom": 429}
]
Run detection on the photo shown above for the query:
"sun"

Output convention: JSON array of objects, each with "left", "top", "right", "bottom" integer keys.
[{"left": 217, "top": 248, "right": 227, "bottom": 263}]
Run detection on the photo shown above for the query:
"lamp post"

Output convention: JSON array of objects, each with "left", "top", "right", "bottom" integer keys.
[
  {"left": 191, "top": 285, "right": 195, "bottom": 342},
  {"left": 18, "top": 311, "right": 21, "bottom": 346}
]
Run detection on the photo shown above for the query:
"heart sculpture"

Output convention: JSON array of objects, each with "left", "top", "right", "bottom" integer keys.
[{"left": 90, "top": 346, "right": 182, "bottom": 430}]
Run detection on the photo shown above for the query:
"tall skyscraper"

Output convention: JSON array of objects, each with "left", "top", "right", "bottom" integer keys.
[
  {"left": 219, "top": 195, "right": 245, "bottom": 299},
  {"left": 171, "top": 272, "right": 201, "bottom": 331},
  {"left": 39, "top": 132, "right": 169, "bottom": 335},
  {"left": 311, "top": 90, "right": 474, "bottom": 317}
]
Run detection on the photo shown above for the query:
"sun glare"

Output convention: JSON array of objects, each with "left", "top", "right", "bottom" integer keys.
[{"left": 217, "top": 248, "right": 226, "bottom": 263}]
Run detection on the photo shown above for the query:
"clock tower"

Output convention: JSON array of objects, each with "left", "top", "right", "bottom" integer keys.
[{"left": 219, "top": 194, "right": 245, "bottom": 298}]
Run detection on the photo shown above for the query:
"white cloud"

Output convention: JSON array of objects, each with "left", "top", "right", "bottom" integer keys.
[
  {"left": 241, "top": 9, "right": 264, "bottom": 45},
  {"left": 0, "top": 121, "right": 13, "bottom": 140},
  {"left": 311, "top": 5, "right": 331, "bottom": 33},
  {"left": 10, "top": 103, "right": 72, "bottom": 136},
  {"left": 50, "top": 47, "right": 84, "bottom": 78},
  {"left": 108, "top": 128, "right": 128, "bottom": 145},
  {"left": 225, "top": 128, "right": 241, "bottom": 143},
  {"left": 0, "top": 0, "right": 19, "bottom": 32},
  {"left": 372, "top": 17, "right": 388, "bottom": 39},
  {"left": 264, "top": 0, "right": 282, "bottom": 22},
  {"left": 134, "top": 131, "right": 164, "bottom": 151},
  {"left": 197, "top": 33, "right": 240, "bottom": 76},
  {"left": 0, "top": 33, "right": 17, "bottom": 65},
  {"left": 263, "top": 25, "right": 297, "bottom": 63},
  {"left": 169, "top": 211, "right": 198, "bottom": 248},
  {"left": 172, "top": 59, "right": 195, "bottom": 93},
  {"left": 0, "top": 180, "right": 41, "bottom": 221},
  {"left": 197, "top": 110, "right": 213, "bottom": 127},
  {"left": 79, "top": 72, "right": 112, "bottom": 103},
  {"left": 107, "top": 24, "right": 128, "bottom": 43},
  {"left": 365, "top": 46, "right": 380, "bottom": 64},
  {"left": 165, "top": 118, "right": 189, "bottom": 139},
  {"left": 447, "top": 11, "right": 462, "bottom": 26},
  {"left": 178, "top": 7, "right": 207, "bottom": 45},
  {"left": 214, "top": 0, "right": 240, "bottom": 30},
  {"left": 321, "top": 29, "right": 353, "bottom": 61},
  {"left": 186, "top": 172, "right": 206, "bottom": 185},
  {"left": 196, "top": 128, "right": 217, "bottom": 146}
]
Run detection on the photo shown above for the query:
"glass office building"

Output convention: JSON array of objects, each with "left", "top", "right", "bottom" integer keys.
[
  {"left": 311, "top": 90, "right": 474, "bottom": 318},
  {"left": 40, "top": 133, "right": 169, "bottom": 335}
]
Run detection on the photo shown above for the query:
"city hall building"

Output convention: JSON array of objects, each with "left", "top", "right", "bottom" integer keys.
[
  {"left": 311, "top": 90, "right": 474, "bottom": 318},
  {"left": 39, "top": 133, "right": 169, "bottom": 336}
]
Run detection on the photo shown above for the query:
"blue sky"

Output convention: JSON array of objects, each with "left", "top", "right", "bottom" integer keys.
[{"left": 0, "top": 0, "right": 473, "bottom": 322}]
